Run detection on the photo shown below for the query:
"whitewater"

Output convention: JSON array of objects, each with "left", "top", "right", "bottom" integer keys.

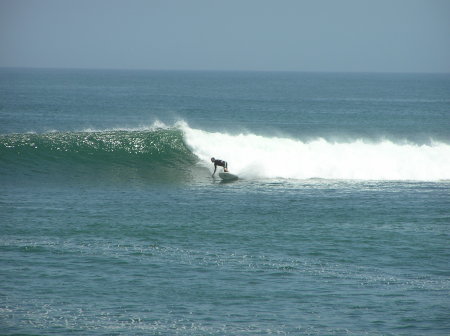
[{"left": 177, "top": 122, "right": 450, "bottom": 181}]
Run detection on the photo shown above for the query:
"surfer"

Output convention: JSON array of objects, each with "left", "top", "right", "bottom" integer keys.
[{"left": 211, "top": 157, "right": 228, "bottom": 176}]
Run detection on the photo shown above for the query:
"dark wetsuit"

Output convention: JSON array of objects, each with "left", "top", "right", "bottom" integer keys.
[{"left": 212, "top": 159, "right": 227, "bottom": 175}]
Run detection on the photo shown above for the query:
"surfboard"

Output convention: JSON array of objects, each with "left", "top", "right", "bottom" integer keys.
[{"left": 218, "top": 172, "right": 238, "bottom": 181}]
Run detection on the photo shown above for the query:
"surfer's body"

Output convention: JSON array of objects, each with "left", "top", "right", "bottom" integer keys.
[{"left": 211, "top": 157, "right": 228, "bottom": 176}]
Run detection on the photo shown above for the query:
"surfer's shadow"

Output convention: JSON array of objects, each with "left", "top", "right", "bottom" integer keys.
[{"left": 218, "top": 179, "right": 239, "bottom": 184}]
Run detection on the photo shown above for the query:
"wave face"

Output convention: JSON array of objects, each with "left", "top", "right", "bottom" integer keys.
[
  {"left": 0, "top": 127, "right": 197, "bottom": 183},
  {"left": 181, "top": 123, "right": 450, "bottom": 181},
  {"left": 2, "top": 122, "right": 450, "bottom": 182}
]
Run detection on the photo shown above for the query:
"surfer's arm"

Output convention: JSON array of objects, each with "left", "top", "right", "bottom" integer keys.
[{"left": 212, "top": 164, "right": 217, "bottom": 176}]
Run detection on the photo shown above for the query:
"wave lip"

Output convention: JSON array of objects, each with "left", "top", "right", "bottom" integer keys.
[{"left": 180, "top": 123, "right": 450, "bottom": 182}]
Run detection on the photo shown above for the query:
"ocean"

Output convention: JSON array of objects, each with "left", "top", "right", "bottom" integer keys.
[{"left": 1, "top": 68, "right": 449, "bottom": 335}]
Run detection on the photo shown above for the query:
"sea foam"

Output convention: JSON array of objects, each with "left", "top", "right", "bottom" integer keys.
[{"left": 180, "top": 122, "right": 450, "bottom": 181}]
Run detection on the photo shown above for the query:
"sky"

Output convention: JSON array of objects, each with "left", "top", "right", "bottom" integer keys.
[{"left": 1, "top": 0, "right": 449, "bottom": 73}]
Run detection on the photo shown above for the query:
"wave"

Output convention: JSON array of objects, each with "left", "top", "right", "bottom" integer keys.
[
  {"left": 2, "top": 121, "right": 450, "bottom": 182},
  {"left": 1, "top": 128, "right": 194, "bottom": 164},
  {"left": 0, "top": 126, "right": 198, "bottom": 184}
]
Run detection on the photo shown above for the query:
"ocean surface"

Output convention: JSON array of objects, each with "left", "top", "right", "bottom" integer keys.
[{"left": 1, "top": 68, "right": 449, "bottom": 335}]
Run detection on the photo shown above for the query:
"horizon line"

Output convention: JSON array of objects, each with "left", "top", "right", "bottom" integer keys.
[{"left": 0, "top": 65, "right": 449, "bottom": 75}]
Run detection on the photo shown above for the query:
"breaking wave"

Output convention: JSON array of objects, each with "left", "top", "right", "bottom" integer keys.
[
  {"left": 181, "top": 122, "right": 450, "bottom": 181},
  {"left": 2, "top": 121, "right": 450, "bottom": 182}
]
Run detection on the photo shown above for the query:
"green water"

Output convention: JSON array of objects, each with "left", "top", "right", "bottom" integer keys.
[{"left": 1, "top": 69, "right": 449, "bottom": 335}]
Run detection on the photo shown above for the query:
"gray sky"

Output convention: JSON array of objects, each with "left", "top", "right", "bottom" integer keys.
[{"left": 1, "top": 0, "right": 449, "bottom": 72}]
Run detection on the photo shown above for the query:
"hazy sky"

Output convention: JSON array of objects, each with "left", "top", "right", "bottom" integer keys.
[{"left": 1, "top": 0, "right": 449, "bottom": 72}]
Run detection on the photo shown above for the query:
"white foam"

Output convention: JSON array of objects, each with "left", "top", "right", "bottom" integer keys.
[
  {"left": 180, "top": 123, "right": 450, "bottom": 181},
  {"left": 80, "top": 120, "right": 172, "bottom": 133}
]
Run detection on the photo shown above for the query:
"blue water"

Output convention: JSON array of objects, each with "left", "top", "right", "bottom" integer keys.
[{"left": 1, "top": 69, "right": 449, "bottom": 335}]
